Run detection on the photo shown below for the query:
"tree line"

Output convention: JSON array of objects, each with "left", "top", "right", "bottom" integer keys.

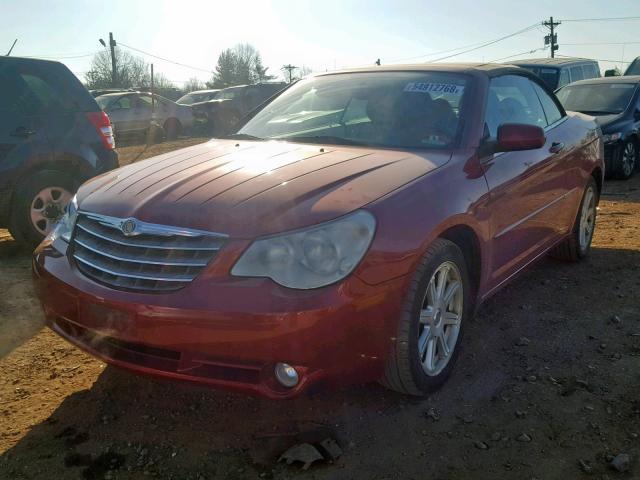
[{"left": 84, "top": 43, "right": 312, "bottom": 95}]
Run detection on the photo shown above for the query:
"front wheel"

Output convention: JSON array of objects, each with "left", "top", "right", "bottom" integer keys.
[
  {"left": 381, "top": 239, "right": 472, "bottom": 396},
  {"left": 550, "top": 178, "right": 598, "bottom": 262},
  {"left": 613, "top": 140, "right": 637, "bottom": 180}
]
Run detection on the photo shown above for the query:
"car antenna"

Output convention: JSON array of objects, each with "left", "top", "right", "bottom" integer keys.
[{"left": 6, "top": 39, "right": 17, "bottom": 56}]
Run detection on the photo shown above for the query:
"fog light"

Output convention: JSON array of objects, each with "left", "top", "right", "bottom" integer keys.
[{"left": 275, "top": 362, "right": 299, "bottom": 388}]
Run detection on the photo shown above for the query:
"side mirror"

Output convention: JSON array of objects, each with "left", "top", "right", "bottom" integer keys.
[{"left": 496, "top": 124, "right": 546, "bottom": 152}]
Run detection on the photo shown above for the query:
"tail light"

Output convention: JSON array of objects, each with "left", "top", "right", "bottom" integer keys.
[{"left": 86, "top": 111, "right": 115, "bottom": 150}]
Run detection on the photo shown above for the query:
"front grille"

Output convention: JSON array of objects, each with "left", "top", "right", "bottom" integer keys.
[{"left": 71, "top": 212, "right": 227, "bottom": 293}]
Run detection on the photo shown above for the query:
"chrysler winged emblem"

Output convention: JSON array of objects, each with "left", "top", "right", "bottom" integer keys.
[{"left": 120, "top": 218, "right": 137, "bottom": 236}]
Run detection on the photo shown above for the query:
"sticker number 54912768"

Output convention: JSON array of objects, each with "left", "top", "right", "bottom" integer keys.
[{"left": 404, "top": 82, "right": 465, "bottom": 95}]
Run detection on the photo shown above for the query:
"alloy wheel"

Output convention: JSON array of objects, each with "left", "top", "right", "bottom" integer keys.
[
  {"left": 418, "top": 261, "right": 464, "bottom": 376},
  {"left": 621, "top": 142, "right": 636, "bottom": 177},
  {"left": 30, "top": 187, "right": 73, "bottom": 236},
  {"left": 579, "top": 185, "right": 596, "bottom": 251}
]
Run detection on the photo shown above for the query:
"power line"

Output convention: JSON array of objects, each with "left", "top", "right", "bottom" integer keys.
[
  {"left": 561, "top": 41, "right": 640, "bottom": 46},
  {"left": 488, "top": 47, "right": 548, "bottom": 63},
  {"left": 388, "top": 39, "right": 500, "bottom": 63},
  {"left": 555, "top": 54, "right": 632, "bottom": 64},
  {"left": 20, "top": 51, "right": 99, "bottom": 60},
  {"left": 118, "top": 42, "right": 212, "bottom": 74},
  {"left": 560, "top": 16, "right": 640, "bottom": 22},
  {"left": 431, "top": 23, "right": 540, "bottom": 62},
  {"left": 387, "top": 23, "right": 539, "bottom": 64}
]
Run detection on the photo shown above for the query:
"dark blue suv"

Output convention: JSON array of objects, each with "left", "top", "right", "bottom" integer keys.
[{"left": 0, "top": 57, "right": 118, "bottom": 246}]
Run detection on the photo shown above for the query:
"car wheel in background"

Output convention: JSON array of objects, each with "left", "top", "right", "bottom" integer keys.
[
  {"left": 613, "top": 140, "right": 637, "bottom": 179},
  {"left": 550, "top": 178, "right": 598, "bottom": 261},
  {"left": 381, "top": 238, "right": 472, "bottom": 395},
  {"left": 164, "top": 118, "right": 182, "bottom": 140},
  {"left": 9, "top": 170, "right": 75, "bottom": 248}
]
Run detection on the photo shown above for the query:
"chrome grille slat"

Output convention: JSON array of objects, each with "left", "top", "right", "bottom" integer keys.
[
  {"left": 75, "top": 221, "right": 223, "bottom": 251},
  {"left": 74, "top": 254, "right": 193, "bottom": 282},
  {"left": 73, "top": 237, "right": 209, "bottom": 267},
  {"left": 71, "top": 212, "right": 227, "bottom": 293}
]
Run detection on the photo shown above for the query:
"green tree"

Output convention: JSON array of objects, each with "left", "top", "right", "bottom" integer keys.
[{"left": 207, "top": 44, "right": 274, "bottom": 88}]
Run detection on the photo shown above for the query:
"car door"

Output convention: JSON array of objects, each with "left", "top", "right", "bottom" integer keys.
[
  {"left": 481, "top": 74, "right": 571, "bottom": 290},
  {"left": 105, "top": 95, "right": 135, "bottom": 134},
  {"left": 0, "top": 63, "right": 52, "bottom": 195},
  {"left": 130, "top": 95, "right": 153, "bottom": 132}
]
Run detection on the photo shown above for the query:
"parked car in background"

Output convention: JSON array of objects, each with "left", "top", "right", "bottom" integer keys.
[
  {"left": 510, "top": 58, "right": 600, "bottom": 90},
  {"left": 89, "top": 88, "right": 133, "bottom": 98},
  {"left": 96, "top": 91, "right": 194, "bottom": 139},
  {"left": 0, "top": 56, "right": 117, "bottom": 246},
  {"left": 556, "top": 75, "right": 640, "bottom": 179},
  {"left": 624, "top": 57, "right": 640, "bottom": 76},
  {"left": 176, "top": 89, "right": 220, "bottom": 105},
  {"left": 193, "top": 82, "right": 287, "bottom": 134},
  {"left": 34, "top": 64, "right": 603, "bottom": 398}
]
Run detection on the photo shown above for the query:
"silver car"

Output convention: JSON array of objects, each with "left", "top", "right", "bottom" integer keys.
[{"left": 96, "top": 92, "right": 194, "bottom": 139}]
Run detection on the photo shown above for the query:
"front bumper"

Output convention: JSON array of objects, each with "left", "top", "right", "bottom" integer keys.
[{"left": 33, "top": 244, "right": 407, "bottom": 399}]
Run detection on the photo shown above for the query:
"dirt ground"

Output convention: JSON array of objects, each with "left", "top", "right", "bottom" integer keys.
[{"left": 1, "top": 138, "right": 639, "bottom": 480}]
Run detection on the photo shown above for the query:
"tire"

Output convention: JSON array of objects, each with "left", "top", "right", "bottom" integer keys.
[
  {"left": 550, "top": 178, "right": 598, "bottom": 262},
  {"left": 612, "top": 140, "right": 637, "bottom": 180},
  {"left": 9, "top": 170, "right": 76, "bottom": 248},
  {"left": 381, "top": 238, "right": 473, "bottom": 396},
  {"left": 164, "top": 118, "right": 182, "bottom": 140}
]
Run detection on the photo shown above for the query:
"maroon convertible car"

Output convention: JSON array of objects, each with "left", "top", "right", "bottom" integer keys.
[{"left": 33, "top": 64, "right": 604, "bottom": 398}]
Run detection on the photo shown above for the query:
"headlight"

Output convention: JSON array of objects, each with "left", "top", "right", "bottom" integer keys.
[
  {"left": 46, "top": 195, "right": 78, "bottom": 244},
  {"left": 602, "top": 132, "right": 622, "bottom": 143},
  {"left": 231, "top": 210, "right": 376, "bottom": 289}
]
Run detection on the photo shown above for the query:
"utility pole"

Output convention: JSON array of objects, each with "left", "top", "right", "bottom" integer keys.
[
  {"left": 543, "top": 17, "right": 560, "bottom": 58},
  {"left": 282, "top": 64, "right": 297, "bottom": 83},
  {"left": 150, "top": 63, "right": 155, "bottom": 113},
  {"left": 109, "top": 32, "right": 117, "bottom": 87}
]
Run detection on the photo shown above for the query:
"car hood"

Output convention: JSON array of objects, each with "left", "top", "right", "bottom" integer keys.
[
  {"left": 77, "top": 140, "right": 449, "bottom": 238},
  {"left": 577, "top": 112, "right": 623, "bottom": 127}
]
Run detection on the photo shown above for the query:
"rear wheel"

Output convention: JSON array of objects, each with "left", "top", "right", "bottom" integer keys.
[
  {"left": 550, "top": 178, "right": 598, "bottom": 261},
  {"left": 381, "top": 239, "right": 472, "bottom": 395},
  {"left": 9, "top": 170, "right": 75, "bottom": 248}
]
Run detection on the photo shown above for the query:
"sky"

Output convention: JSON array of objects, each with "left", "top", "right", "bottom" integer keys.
[{"left": 2, "top": 0, "right": 640, "bottom": 88}]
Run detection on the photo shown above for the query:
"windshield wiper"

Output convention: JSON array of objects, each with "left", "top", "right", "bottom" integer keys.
[
  {"left": 222, "top": 133, "right": 264, "bottom": 140},
  {"left": 579, "top": 110, "right": 620, "bottom": 115},
  {"left": 278, "top": 135, "right": 371, "bottom": 147}
]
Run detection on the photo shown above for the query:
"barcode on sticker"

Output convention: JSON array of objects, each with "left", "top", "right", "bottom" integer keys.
[{"left": 404, "top": 82, "right": 464, "bottom": 95}]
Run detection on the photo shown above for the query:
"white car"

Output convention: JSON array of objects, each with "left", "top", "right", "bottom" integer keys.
[{"left": 96, "top": 92, "right": 194, "bottom": 139}]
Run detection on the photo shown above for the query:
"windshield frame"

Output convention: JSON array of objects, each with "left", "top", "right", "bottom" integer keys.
[
  {"left": 236, "top": 70, "right": 474, "bottom": 151},
  {"left": 556, "top": 82, "right": 638, "bottom": 115}
]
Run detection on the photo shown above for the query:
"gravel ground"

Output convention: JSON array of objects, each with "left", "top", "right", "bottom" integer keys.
[{"left": 1, "top": 138, "right": 639, "bottom": 480}]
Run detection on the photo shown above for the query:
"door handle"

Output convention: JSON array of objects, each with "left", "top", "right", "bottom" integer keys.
[
  {"left": 10, "top": 127, "right": 36, "bottom": 138},
  {"left": 549, "top": 142, "right": 565, "bottom": 154}
]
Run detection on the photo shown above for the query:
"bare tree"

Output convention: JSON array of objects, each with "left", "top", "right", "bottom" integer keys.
[
  {"left": 85, "top": 48, "right": 150, "bottom": 89},
  {"left": 183, "top": 77, "right": 205, "bottom": 93}
]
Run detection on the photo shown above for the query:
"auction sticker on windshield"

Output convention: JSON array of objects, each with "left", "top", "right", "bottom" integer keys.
[{"left": 404, "top": 82, "right": 464, "bottom": 95}]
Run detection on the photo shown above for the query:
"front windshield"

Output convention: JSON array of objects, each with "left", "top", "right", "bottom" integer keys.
[
  {"left": 177, "top": 91, "right": 218, "bottom": 105},
  {"left": 556, "top": 83, "right": 636, "bottom": 114},
  {"left": 625, "top": 58, "right": 640, "bottom": 75},
  {"left": 96, "top": 96, "right": 112, "bottom": 110},
  {"left": 238, "top": 72, "right": 468, "bottom": 149}
]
